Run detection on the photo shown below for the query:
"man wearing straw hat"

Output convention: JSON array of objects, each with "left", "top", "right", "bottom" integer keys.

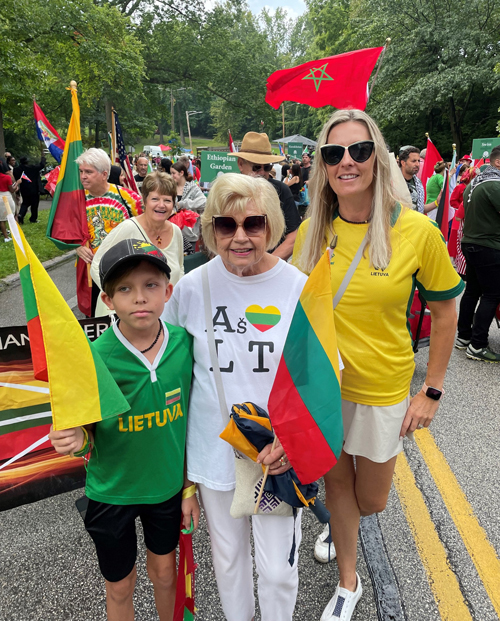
[{"left": 229, "top": 132, "right": 301, "bottom": 260}]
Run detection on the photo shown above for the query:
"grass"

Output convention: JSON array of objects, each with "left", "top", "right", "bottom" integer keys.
[{"left": 0, "top": 208, "right": 68, "bottom": 280}]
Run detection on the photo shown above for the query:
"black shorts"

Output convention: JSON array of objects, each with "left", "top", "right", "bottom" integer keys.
[{"left": 84, "top": 490, "right": 182, "bottom": 582}]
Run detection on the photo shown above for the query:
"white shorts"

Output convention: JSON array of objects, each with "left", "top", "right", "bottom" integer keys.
[{"left": 342, "top": 395, "right": 410, "bottom": 463}]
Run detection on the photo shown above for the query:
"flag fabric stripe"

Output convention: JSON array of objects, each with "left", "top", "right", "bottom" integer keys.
[
  {"left": 283, "top": 302, "right": 343, "bottom": 454},
  {"left": 114, "top": 110, "right": 140, "bottom": 194},
  {"left": 246, "top": 312, "right": 281, "bottom": 326},
  {"left": 11, "top": 220, "right": 130, "bottom": 430},
  {"left": 436, "top": 169, "right": 450, "bottom": 242},
  {"left": 18, "top": 265, "right": 38, "bottom": 322},
  {"left": 0, "top": 413, "right": 52, "bottom": 435},
  {"left": 268, "top": 249, "right": 343, "bottom": 485},
  {"left": 0, "top": 402, "right": 52, "bottom": 423}
]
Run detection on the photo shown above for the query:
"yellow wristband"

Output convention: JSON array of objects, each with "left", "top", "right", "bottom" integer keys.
[
  {"left": 182, "top": 484, "right": 197, "bottom": 500},
  {"left": 73, "top": 426, "right": 90, "bottom": 457},
  {"left": 434, "top": 200, "right": 439, "bottom": 207}
]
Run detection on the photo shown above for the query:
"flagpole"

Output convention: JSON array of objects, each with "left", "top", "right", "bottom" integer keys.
[
  {"left": 368, "top": 37, "right": 391, "bottom": 100},
  {"left": 282, "top": 104, "right": 285, "bottom": 139}
]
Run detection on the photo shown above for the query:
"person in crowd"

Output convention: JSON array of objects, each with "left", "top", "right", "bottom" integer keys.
[
  {"left": 74, "top": 148, "right": 142, "bottom": 316},
  {"left": 50, "top": 240, "right": 197, "bottom": 621},
  {"left": 284, "top": 163, "right": 303, "bottom": 207},
  {"left": 170, "top": 161, "right": 206, "bottom": 214},
  {"left": 425, "top": 160, "right": 446, "bottom": 206},
  {"left": 163, "top": 173, "right": 333, "bottom": 621},
  {"left": 14, "top": 155, "right": 46, "bottom": 224},
  {"left": 398, "top": 146, "right": 437, "bottom": 213},
  {"left": 281, "top": 160, "right": 291, "bottom": 180},
  {"left": 230, "top": 132, "right": 300, "bottom": 260},
  {"left": 292, "top": 109, "right": 464, "bottom": 621},
  {"left": 90, "top": 171, "right": 184, "bottom": 317},
  {"left": 160, "top": 158, "right": 172, "bottom": 174},
  {"left": 459, "top": 154, "right": 472, "bottom": 170},
  {"left": 456, "top": 146, "right": 500, "bottom": 362},
  {"left": 108, "top": 165, "right": 127, "bottom": 188},
  {"left": 134, "top": 155, "right": 150, "bottom": 190},
  {"left": 0, "top": 159, "right": 17, "bottom": 241},
  {"left": 301, "top": 151, "right": 312, "bottom": 186},
  {"left": 449, "top": 167, "right": 475, "bottom": 280}
]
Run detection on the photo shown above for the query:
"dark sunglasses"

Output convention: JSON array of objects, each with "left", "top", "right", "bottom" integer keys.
[
  {"left": 252, "top": 163, "right": 273, "bottom": 172},
  {"left": 320, "top": 140, "right": 375, "bottom": 166},
  {"left": 212, "top": 215, "right": 267, "bottom": 238}
]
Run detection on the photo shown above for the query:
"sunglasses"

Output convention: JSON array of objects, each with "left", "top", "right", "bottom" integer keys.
[
  {"left": 252, "top": 163, "right": 273, "bottom": 172},
  {"left": 212, "top": 215, "right": 267, "bottom": 238},
  {"left": 320, "top": 141, "right": 375, "bottom": 166}
]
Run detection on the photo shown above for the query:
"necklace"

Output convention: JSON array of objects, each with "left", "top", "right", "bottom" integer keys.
[
  {"left": 117, "top": 318, "right": 163, "bottom": 354},
  {"left": 338, "top": 212, "right": 371, "bottom": 225},
  {"left": 156, "top": 234, "right": 162, "bottom": 244}
]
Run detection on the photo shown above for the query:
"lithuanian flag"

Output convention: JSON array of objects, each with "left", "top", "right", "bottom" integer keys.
[
  {"left": 46, "top": 81, "right": 91, "bottom": 316},
  {"left": 267, "top": 250, "right": 343, "bottom": 485},
  {"left": 6, "top": 204, "right": 130, "bottom": 431}
]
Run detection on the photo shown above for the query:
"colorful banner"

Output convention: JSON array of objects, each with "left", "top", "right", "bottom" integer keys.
[{"left": 0, "top": 317, "right": 111, "bottom": 512}]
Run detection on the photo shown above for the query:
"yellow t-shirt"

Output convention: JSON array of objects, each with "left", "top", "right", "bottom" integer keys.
[{"left": 292, "top": 205, "right": 464, "bottom": 406}]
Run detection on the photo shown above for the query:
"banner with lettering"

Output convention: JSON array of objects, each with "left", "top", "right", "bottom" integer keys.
[
  {"left": 0, "top": 317, "right": 111, "bottom": 512},
  {"left": 200, "top": 150, "right": 240, "bottom": 183}
]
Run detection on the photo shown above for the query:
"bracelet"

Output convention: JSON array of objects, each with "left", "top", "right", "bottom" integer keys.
[
  {"left": 73, "top": 427, "right": 91, "bottom": 457},
  {"left": 434, "top": 200, "right": 439, "bottom": 207},
  {"left": 182, "top": 484, "right": 197, "bottom": 500}
]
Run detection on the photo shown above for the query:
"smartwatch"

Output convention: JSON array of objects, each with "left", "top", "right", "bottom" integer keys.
[{"left": 422, "top": 383, "right": 444, "bottom": 401}]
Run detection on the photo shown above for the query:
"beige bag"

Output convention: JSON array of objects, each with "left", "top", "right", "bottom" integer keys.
[{"left": 230, "top": 456, "right": 293, "bottom": 519}]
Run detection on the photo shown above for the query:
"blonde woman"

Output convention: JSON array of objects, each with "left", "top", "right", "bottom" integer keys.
[{"left": 292, "top": 109, "right": 464, "bottom": 621}]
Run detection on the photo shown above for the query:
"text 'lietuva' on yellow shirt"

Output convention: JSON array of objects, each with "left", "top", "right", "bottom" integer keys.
[{"left": 292, "top": 205, "right": 464, "bottom": 407}]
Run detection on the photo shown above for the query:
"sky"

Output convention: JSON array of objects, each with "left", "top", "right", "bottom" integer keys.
[{"left": 248, "top": 0, "right": 306, "bottom": 19}]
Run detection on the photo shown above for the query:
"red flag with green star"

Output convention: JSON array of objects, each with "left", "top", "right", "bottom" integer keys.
[{"left": 265, "top": 47, "right": 384, "bottom": 110}]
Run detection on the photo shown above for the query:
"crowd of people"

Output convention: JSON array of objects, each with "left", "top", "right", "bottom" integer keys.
[{"left": 3, "top": 109, "right": 499, "bottom": 621}]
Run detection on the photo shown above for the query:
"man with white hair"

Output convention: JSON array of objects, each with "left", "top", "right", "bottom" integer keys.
[{"left": 75, "top": 148, "right": 142, "bottom": 314}]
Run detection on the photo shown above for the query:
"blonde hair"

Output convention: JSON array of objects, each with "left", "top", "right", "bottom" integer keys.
[
  {"left": 298, "top": 109, "right": 404, "bottom": 274},
  {"left": 141, "top": 171, "right": 176, "bottom": 203},
  {"left": 201, "top": 173, "right": 285, "bottom": 254}
]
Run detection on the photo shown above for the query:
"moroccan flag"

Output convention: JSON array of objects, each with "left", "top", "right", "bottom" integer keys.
[
  {"left": 7, "top": 207, "right": 130, "bottom": 430},
  {"left": 265, "top": 47, "right": 384, "bottom": 111},
  {"left": 228, "top": 130, "right": 236, "bottom": 153},
  {"left": 267, "top": 250, "right": 343, "bottom": 485},
  {"left": 46, "top": 83, "right": 90, "bottom": 316},
  {"left": 421, "top": 137, "right": 442, "bottom": 202},
  {"left": 435, "top": 168, "right": 450, "bottom": 242},
  {"left": 34, "top": 101, "right": 65, "bottom": 164}
]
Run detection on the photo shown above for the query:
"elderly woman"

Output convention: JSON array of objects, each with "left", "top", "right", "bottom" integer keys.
[
  {"left": 90, "top": 172, "right": 184, "bottom": 317},
  {"left": 74, "top": 148, "right": 143, "bottom": 315},
  {"left": 162, "top": 173, "right": 320, "bottom": 621},
  {"left": 292, "top": 109, "right": 464, "bottom": 621}
]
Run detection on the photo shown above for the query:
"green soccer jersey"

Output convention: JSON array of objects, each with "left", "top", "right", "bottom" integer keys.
[{"left": 85, "top": 321, "right": 193, "bottom": 505}]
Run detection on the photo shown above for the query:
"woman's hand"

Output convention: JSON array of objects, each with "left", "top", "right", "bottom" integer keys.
[
  {"left": 181, "top": 495, "right": 200, "bottom": 531},
  {"left": 400, "top": 391, "right": 440, "bottom": 438},
  {"left": 48, "top": 425, "right": 84, "bottom": 455},
  {"left": 257, "top": 437, "right": 292, "bottom": 475},
  {"left": 76, "top": 245, "right": 94, "bottom": 264}
]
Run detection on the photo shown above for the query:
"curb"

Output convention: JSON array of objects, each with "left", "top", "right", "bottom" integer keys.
[{"left": 0, "top": 250, "right": 76, "bottom": 293}]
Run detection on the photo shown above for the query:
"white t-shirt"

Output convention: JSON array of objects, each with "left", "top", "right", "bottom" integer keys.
[{"left": 163, "top": 256, "right": 325, "bottom": 491}]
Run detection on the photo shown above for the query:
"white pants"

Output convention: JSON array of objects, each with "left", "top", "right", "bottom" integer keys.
[{"left": 198, "top": 484, "right": 302, "bottom": 621}]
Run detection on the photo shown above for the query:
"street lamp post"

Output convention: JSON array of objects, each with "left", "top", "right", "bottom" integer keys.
[{"left": 185, "top": 111, "right": 202, "bottom": 154}]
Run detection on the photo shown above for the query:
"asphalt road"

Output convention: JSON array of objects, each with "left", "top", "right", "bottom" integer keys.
[{"left": 1, "top": 259, "right": 499, "bottom": 621}]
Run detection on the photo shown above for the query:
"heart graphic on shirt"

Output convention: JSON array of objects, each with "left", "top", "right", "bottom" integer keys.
[{"left": 245, "top": 305, "right": 281, "bottom": 332}]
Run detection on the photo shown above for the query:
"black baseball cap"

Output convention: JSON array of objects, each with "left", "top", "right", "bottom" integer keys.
[{"left": 99, "top": 239, "right": 171, "bottom": 289}]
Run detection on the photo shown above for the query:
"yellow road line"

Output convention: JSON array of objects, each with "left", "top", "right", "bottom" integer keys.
[
  {"left": 415, "top": 429, "right": 500, "bottom": 617},
  {"left": 394, "top": 453, "right": 473, "bottom": 620}
]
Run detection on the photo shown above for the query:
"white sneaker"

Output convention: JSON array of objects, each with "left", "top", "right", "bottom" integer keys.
[
  {"left": 314, "top": 525, "right": 336, "bottom": 563},
  {"left": 320, "top": 573, "right": 362, "bottom": 620},
  {"left": 4, "top": 237, "right": 12, "bottom": 243}
]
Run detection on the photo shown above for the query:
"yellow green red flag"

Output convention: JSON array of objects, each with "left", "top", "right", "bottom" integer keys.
[{"left": 9, "top": 209, "right": 130, "bottom": 431}]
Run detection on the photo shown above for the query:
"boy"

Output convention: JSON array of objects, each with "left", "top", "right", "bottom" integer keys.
[{"left": 50, "top": 239, "right": 199, "bottom": 621}]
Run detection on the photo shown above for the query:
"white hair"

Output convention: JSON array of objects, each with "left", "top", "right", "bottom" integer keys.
[{"left": 75, "top": 148, "right": 111, "bottom": 175}]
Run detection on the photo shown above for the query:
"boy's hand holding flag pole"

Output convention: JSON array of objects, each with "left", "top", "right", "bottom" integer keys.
[{"left": 3, "top": 195, "right": 130, "bottom": 432}]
